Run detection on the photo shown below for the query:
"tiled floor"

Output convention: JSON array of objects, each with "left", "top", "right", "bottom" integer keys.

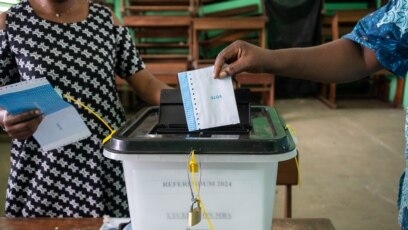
[
  {"left": 273, "top": 98, "right": 404, "bottom": 230},
  {"left": 0, "top": 98, "right": 404, "bottom": 230}
]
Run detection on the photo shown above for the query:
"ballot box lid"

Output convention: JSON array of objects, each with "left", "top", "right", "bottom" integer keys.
[{"left": 103, "top": 94, "right": 296, "bottom": 155}]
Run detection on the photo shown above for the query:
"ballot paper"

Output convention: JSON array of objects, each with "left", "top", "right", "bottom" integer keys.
[
  {"left": 178, "top": 65, "right": 240, "bottom": 131},
  {"left": 0, "top": 78, "right": 91, "bottom": 151}
]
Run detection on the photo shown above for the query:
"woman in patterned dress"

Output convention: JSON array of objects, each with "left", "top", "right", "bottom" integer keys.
[
  {"left": 214, "top": 0, "right": 408, "bottom": 228},
  {"left": 0, "top": 0, "right": 171, "bottom": 217}
]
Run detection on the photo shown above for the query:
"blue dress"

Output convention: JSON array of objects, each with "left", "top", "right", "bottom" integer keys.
[
  {"left": 343, "top": 0, "right": 408, "bottom": 227},
  {"left": 0, "top": 0, "right": 144, "bottom": 217}
]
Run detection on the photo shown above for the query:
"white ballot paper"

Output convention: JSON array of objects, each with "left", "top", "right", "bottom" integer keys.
[
  {"left": 178, "top": 65, "right": 240, "bottom": 131},
  {"left": 0, "top": 78, "right": 91, "bottom": 151}
]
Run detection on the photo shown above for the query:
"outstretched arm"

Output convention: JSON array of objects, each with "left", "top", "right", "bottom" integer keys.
[
  {"left": 213, "top": 39, "right": 383, "bottom": 84},
  {"left": 126, "top": 69, "right": 172, "bottom": 105}
]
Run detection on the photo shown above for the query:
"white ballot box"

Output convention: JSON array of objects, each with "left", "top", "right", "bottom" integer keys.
[{"left": 103, "top": 89, "right": 296, "bottom": 230}]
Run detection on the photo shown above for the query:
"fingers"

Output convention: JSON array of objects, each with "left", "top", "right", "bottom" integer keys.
[
  {"left": 213, "top": 53, "right": 229, "bottom": 78},
  {"left": 214, "top": 63, "right": 237, "bottom": 79},
  {"left": 213, "top": 40, "right": 247, "bottom": 78},
  {"left": 3, "top": 110, "right": 44, "bottom": 139},
  {"left": 7, "top": 125, "right": 36, "bottom": 140},
  {"left": 5, "top": 110, "right": 43, "bottom": 126}
]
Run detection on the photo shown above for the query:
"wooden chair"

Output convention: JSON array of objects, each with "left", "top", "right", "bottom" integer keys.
[
  {"left": 191, "top": 2, "right": 275, "bottom": 106},
  {"left": 371, "top": 69, "right": 405, "bottom": 108},
  {"left": 121, "top": 0, "right": 195, "bottom": 58},
  {"left": 124, "top": 0, "right": 195, "bottom": 12},
  {"left": 120, "top": 0, "right": 195, "bottom": 86},
  {"left": 277, "top": 153, "right": 299, "bottom": 218},
  {"left": 197, "top": 0, "right": 261, "bottom": 18},
  {"left": 234, "top": 73, "right": 275, "bottom": 106}
]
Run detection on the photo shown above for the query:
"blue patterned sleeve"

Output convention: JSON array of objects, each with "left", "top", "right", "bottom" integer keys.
[
  {"left": 0, "top": 29, "right": 19, "bottom": 86},
  {"left": 343, "top": 0, "right": 408, "bottom": 77},
  {"left": 114, "top": 26, "right": 145, "bottom": 79}
]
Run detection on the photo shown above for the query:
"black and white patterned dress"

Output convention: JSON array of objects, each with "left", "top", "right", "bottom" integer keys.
[{"left": 0, "top": 0, "right": 145, "bottom": 217}]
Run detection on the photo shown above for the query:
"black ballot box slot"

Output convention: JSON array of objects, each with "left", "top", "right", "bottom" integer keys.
[{"left": 154, "top": 89, "right": 251, "bottom": 135}]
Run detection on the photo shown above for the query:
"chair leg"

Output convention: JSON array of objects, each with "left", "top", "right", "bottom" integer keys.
[{"left": 284, "top": 185, "right": 292, "bottom": 218}]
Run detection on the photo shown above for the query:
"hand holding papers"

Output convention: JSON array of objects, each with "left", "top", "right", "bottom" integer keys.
[
  {"left": 178, "top": 65, "right": 240, "bottom": 131},
  {"left": 0, "top": 78, "right": 91, "bottom": 151}
]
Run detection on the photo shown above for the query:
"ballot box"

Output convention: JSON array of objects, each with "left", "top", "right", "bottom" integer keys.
[{"left": 103, "top": 89, "right": 296, "bottom": 230}]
